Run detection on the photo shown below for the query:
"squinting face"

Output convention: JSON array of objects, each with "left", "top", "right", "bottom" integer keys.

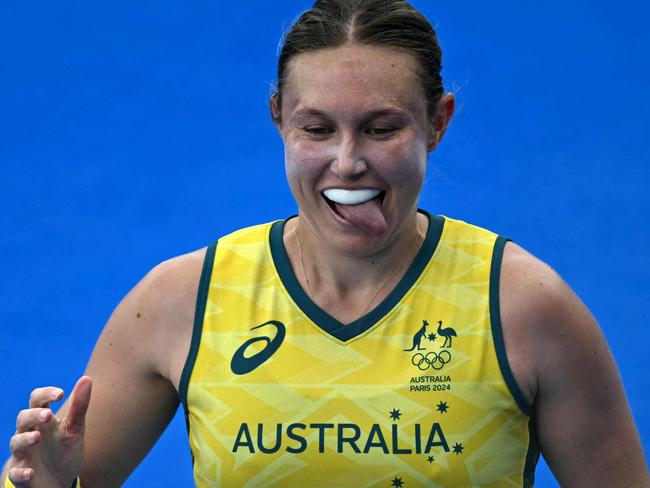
[{"left": 276, "top": 43, "right": 442, "bottom": 255}]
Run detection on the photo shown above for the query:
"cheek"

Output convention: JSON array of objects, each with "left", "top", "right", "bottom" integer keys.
[
  {"left": 366, "top": 139, "right": 427, "bottom": 185},
  {"left": 284, "top": 138, "right": 330, "bottom": 190}
]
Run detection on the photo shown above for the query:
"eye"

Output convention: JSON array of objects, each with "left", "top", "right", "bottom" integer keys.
[
  {"left": 303, "top": 126, "right": 334, "bottom": 138},
  {"left": 366, "top": 126, "right": 398, "bottom": 138}
]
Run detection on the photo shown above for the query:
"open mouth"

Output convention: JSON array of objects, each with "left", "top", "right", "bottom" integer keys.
[{"left": 321, "top": 188, "right": 389, "bottom": 236}]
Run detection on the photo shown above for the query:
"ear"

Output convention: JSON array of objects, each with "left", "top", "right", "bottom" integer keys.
[
  {"left": 427, "top": 92, "right": 455, "bottom": 152},
  {"left": 270, "top": 93, "right": 282, "bottom": 132}
]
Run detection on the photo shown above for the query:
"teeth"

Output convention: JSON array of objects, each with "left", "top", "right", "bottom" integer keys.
[{"left": 323, "top": 188, "right": 382, "bottom": 205}]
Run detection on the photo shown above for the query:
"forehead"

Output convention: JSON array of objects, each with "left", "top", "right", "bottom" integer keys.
[{"left": 283, "top": 44, "right": 425, "bottom": 117}]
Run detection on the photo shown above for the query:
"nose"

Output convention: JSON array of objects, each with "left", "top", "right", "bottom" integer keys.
[{"left": 330, "top": 134, "right": 368, "bottom": 180}]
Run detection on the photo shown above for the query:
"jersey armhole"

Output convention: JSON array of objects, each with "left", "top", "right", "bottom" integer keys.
[
  {"left": 490, "top": 236, "right": 533, "bottom": 417},
  {"left": 179, "top": 241, "right": 218, "bottom": 423}
]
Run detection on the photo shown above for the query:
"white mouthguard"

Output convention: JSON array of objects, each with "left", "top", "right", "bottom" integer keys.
[{"left": 323, "top": 188, "right": 382, "bottom": 205}]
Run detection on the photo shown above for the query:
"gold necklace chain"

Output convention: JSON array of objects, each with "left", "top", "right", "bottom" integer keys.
[{"left": 296, "top": 225, "right": 422, "bottom": 319}]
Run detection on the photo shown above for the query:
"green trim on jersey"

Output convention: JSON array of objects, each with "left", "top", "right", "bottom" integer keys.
[
  {"left": 524, "top": 415, "right": 540, "bottom": 487},
  {"left": 489, "top": 236, "right": 533, "bottom": 416},
  {"left": 269, "top": 210, "right": 445, "bottom": 342},
  {"left": 490, "top": 236, "right": 539, "bottom": 485},
  {"left": 180, "top": 242, "right": 217, "bottom": 417}
]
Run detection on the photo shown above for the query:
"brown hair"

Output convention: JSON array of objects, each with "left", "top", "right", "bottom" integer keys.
[{"left": 273, "top": 0, "right": 444, "bottom": 119}]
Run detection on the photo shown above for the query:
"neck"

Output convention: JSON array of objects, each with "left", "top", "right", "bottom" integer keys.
[{"left": 284, "top": 211, "right": 428, "bottom": 322}]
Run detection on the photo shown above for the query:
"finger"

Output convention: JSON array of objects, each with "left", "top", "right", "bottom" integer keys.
[
  {"left": 15, "top": 408, "right": 53, "bottom": 433},
  {"left": 28, "top": 386, "right": 64, "bottom": 409},
  {"left": 7, "top": 466, "right": 34, "bottom": 484},
  {"left": 64, "top": 376, "right": 92, "bottom": 434},
  {"left": 9, "top": 431, "right": 40, "bottom": 454}
]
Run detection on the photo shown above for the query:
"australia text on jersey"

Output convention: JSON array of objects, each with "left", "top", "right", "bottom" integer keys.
[{"left": 231, "top": 422, "right": 451, "bottom": 455}]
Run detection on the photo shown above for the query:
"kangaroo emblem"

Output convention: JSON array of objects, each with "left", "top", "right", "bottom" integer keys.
[{"left": 404, "top": 320, "right": 429, "bottom": 351}]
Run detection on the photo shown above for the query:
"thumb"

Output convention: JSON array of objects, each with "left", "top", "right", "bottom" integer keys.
[{"left": 64, "top": 376, "right": 93, "bottom": 435}]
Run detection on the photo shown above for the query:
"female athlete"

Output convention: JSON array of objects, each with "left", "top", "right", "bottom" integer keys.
[{"left": 3, "top": 0, "right": 648, "bottom": 486}]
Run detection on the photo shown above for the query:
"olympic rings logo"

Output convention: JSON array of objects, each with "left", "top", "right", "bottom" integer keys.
[{"left": 411, "top": 350, "right": 451, "bottom": 370}]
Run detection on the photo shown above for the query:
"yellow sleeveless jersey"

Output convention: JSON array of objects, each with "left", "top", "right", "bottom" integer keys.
[{"left": 179, "top": 212, "right": 539, "bottom": 487}]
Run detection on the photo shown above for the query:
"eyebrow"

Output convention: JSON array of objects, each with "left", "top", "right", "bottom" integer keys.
[{"left": 291, "top": 107, "right": 410, "bottom": 120}]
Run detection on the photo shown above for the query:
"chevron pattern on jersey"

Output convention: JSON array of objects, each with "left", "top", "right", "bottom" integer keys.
[{"left": 182, "top": 214, "right": 536, "bottom": 487}]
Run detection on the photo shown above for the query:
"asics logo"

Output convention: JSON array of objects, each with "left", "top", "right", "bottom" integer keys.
[{"left": 230, "top": 320, "right": 286, "bottom": 375}]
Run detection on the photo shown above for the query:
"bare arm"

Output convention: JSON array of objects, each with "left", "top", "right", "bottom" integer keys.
[
  {"left": 501, "top": 242, "right": 649, "bottom": 487},
  {"left": 3, "top": 249, "right": 205, "bottom": 487}
]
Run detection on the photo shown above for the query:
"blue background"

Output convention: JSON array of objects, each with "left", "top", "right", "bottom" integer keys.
[{"left": 1, "top": 1, "right": 648, "bottom": 485}]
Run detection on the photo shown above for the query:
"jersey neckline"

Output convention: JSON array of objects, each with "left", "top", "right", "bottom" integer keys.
[{"left": 269, "top": 210, "right": 445, "bottom": 342}]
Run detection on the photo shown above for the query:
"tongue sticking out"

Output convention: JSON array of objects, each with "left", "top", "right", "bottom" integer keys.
[{"left": 334, "top": 197, "right": 387, "bottom": 237}]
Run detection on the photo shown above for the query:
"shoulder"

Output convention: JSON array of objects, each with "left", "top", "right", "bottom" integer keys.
[
  {"left": 122, "top": 247, "right": 208, "bottom": 324},
  {"left": 138, "top": 247, "right": 208, "bottom": 307},
  {"left": 500, "top": 240, "right": 568, "bottom": 314},
  {"left": 98, "top": 247, "right": 209, "bottom": 386},
  {"left": 140, "top": 247, "right": 209, "bottom": 357},
  {"left": 498, "top": 240, "right": 600, "bottom": 405}
]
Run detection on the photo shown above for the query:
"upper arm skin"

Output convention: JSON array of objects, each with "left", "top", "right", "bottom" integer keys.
[
  {"left": 70, "top": 249, "right": 205, "bottom": 487},
  {"left": 500, "top": 242, "right": 649, "bottom": 487}
]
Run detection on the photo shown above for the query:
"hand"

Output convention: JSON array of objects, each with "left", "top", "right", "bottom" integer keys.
[{"left": 6, "top": 376, "right": 92, "bottom": 488}]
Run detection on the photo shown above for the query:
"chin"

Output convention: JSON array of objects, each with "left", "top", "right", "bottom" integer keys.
[{"left": 324, "top": 225, "right": 396, "bottom": 257}]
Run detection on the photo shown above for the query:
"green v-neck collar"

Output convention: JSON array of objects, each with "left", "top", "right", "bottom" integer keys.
[{"left": 269, "top": 211, "right": 445, "bottom": 342}]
